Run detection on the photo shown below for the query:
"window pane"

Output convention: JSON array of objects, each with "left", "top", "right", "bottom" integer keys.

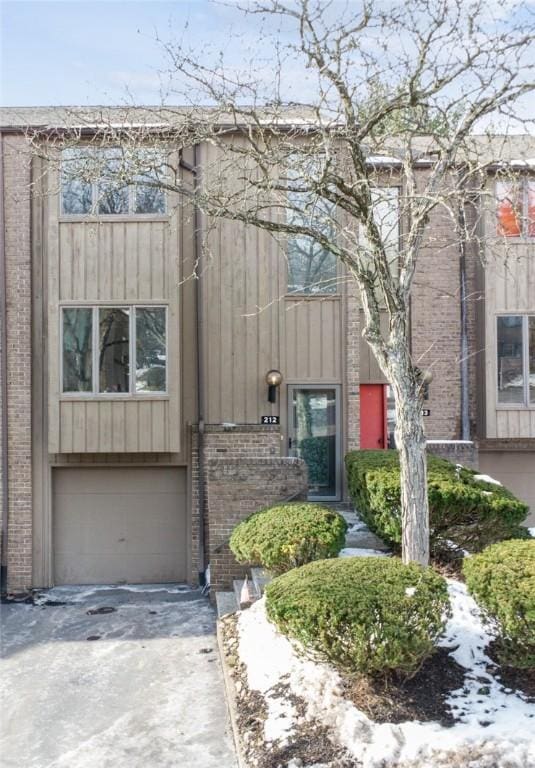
[
  {"left": 359, "top": 187, "right": 400, "bottom": 273},
  {"left": 496, "top": 181, "right": 522, "bottom": 237},
  {"left": 99, "top": 308, "right": 129, "bottom": 393},
  {"left": 135, "top": 308, "right": 166, "bottom": 392},
  {"left": 61, "top": 149, "right": 93, "bottom": 214},
  {"left": 497, "top": 316, "right": 524, "bottom": 404},
  {"left": 62, "top": 308, "right": 93, "bottom": 392},
  {"left": 134, "top": 150, "right": 166, "bottom": 214},
  {"left": 528, "top": 180, "right": 535, "bottom": 238},
  {"left": 287, "top": 195, "right": 337, "bottom": 294},
  {"left": 97, "top": 149, "right": 129, "bottom": 214},
  {"left": 530, "top": 316, "right": 535, "bottom": 404}
]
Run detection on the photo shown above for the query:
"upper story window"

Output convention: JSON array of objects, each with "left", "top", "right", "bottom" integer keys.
[
  {"left": 496, "top": 178, "right": 535, "bottom": 238},
  {"left": 61, "top": 147, "right": 167, "bottom": 216},
  {"left": 359, "top": 187, "right": 400, "bottom": 264},
  {"left": 287, "top": 194, "right": 337, "bottom": 294},
  {"left": 62, "top": 305, "right": 167, "bottom": 395},
  {"left": 286, "top": 156, "right": 337, "bottom": 295},
  {"left": 496, "top": 314, "right": 535, "bottom": 406}
]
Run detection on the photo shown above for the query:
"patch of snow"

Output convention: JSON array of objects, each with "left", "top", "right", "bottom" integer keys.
[
  {"left": 33, "top": 583, "right": 192, "bottom": 605},
  {"left": 427, "top": 440, "right": 474, "bottom": 445},
  {"left": 405, "top": 587, "right": 417, "bottom": 597},
  {"left": 528, "top": 527, "right": 535, "bottom": 538},
  {"left": 238, "top": 583, "right": 535, "bottom": 767},
  {"left": 339, "top": 548, "right": 389, "bottom": 558},
  {"left": 347, "top": 519, "right": 368, "bottom": 532},
  {"left": 474, "top": 474, "right": 502, "bottom": 486}
]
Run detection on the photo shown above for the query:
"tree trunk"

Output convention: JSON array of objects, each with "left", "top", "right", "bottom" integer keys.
[{"left": 395, "top": 393, "right": 429, "bottom": 565}]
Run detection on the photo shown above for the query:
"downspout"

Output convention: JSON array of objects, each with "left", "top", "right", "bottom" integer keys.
[
  {"left": 181, "top": 147, "right": 207, "bottom": 586},
  {"left": 193, "top": 145, "right": 207, "bottom": 586},
  {"left": 458, "top": 182, "right": 470, "bottom": 441},
  {"left": 0, "top": 132, "right": 9, "bottom": 594}
]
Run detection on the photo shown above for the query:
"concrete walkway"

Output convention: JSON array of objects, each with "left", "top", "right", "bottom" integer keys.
[{"left": 0, "top": 585, "right": 237, "bottom": 768}]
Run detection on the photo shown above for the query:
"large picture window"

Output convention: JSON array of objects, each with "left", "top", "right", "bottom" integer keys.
[
  {"left": 496, "top": 179, "right": 535, "bottom": 238},
  {"left": 62, "top": 306, "right": 167, "bottom": 395},
  {"left": 61, "top": 147, "right": 167, "bottom": 216},
  {"left": 497, "top": 314, "right": 535, "bottom": 406}
]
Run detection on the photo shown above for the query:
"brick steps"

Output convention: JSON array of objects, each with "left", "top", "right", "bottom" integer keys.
[{"left": 215, "top": 506, "right": 390, "bottom": 618}]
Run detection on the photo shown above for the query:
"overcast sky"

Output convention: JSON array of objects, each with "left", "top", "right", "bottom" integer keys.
[
  {"left": 1, "top": 1, "right": 254, "bottom": 106},
  {"left": 1, "top": 0, "right": 533, "bottom": 135}
]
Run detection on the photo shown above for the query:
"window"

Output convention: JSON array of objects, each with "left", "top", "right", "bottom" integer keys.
[
  {"left": 359, "top": 187, "right": 400, "bottom": 264},
  {"left": 286, "top": 157, "right": 337, "bottom": 295},
  {"left": 61, "top": 147, "right": 167, "bottom": 216},
  {"left": 496, "top": 178, "right": 535, "bottom": 238},
  {"left": 497, "top": 315, "right": 535, "bottom": 406},
  {"left": 62, "top": 306, "right": 167, "bottom": 394}
]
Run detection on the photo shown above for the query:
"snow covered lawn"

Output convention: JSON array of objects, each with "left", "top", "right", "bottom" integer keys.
[{"left": 236, "top": 579, "right": 535, "bottom": 768}]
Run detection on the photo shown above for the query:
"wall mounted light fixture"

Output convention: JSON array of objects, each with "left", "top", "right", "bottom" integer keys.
[{"left": 266, "top": 369, "right": 283, "bottom": 403}]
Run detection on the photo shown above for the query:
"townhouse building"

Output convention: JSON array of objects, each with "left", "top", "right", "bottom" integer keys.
[{"left": 0, "top": 107, "right": 533, "bottom": 594}]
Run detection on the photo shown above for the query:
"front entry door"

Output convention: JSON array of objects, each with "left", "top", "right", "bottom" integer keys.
[
  {"left": 360, "top": 384, "right": 387, "bottom": 449},
  {"left": 288, "top": 386, "right": 341, "bottom": 500}
]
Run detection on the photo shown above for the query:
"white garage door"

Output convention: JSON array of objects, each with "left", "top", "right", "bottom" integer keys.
[
  {"left": 54, "top": 467, "right": 188, "bottom": 585},
  {"left": 478, "top": 451, "right": 535, "bottom": 527}
]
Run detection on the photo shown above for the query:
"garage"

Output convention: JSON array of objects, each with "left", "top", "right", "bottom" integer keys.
[
  {"left": 478, "top": 451, "right": 535, "bottom": 527},
  {"left": 53, "top": 467, "right": 188, "bottom": 585}
]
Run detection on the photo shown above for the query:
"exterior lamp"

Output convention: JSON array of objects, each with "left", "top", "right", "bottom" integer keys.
[{"left": 266, "top": 369, "right": 283, "bottom": 403}]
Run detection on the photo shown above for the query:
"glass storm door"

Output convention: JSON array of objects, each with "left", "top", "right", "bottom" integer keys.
[{"left": 288, "top": 386, "right": 341, "bottom": 500}]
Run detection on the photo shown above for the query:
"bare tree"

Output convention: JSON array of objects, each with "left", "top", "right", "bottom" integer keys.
[{"left": 24, "top": 0, "right": 535, "bottom": 565}]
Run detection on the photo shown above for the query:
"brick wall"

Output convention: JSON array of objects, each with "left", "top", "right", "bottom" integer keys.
[
  {"left": 345, "top": 273, "right": 361, "bottom": 454},
  {"left": 411, "top": 175, "right": 463, "bottom": 440},
  {"left": 190, "top": 424, "right": 282, "bottom": 585},
  {"left": 427, "top": 440, "right": 479, "bottom": 469},
  {"left": 2, "top": 136, "right": 33, "bottom": 592},
  {"left": 205, "top": 455, "right": 307, "bottom": 593}
]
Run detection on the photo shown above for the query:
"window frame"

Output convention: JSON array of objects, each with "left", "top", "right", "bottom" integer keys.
[
  {"left": 495, "top": 313, "right": 535, "bottom": 409},
  {"left": 495, "top": 176, "right": 535, "bottom": 240},
  {"left": 59, "top": 147, "right": 169, "bottom": 220},
  {"left": 60, "top": 304, "right": 169, "bottom": 398}
]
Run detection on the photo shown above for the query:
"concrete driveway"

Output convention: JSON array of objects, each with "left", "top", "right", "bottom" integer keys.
[{"left": 0, "top": 584, "right": 237, "bottom": 768}]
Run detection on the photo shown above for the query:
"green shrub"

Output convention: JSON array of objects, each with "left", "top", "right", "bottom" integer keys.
[
  {"left": 345, "top": 450, "right": 528, "bottom": 555},
  {"left": 265, "top": 557, "right": 450, "bottom": 677},
  {"left": 229, "top": 502, "right": 347, "bottom": 574},
  {"left": 463, "top": 540, "right": 535, "bottom": 668}
]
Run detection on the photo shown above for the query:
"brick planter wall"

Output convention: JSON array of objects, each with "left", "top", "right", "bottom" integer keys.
[
  {"left": 427, "top": 440, "right": 478, "bottom": 469},
  {"left": 205, "top": 455, "right": 307, "bottom": 593}
]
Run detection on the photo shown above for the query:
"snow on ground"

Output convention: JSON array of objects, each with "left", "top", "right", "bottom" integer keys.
[
  {"left": 529, "top": 528, "right": 535, "bottom": 538},
  {"left": 473, "top": 474, "right": 502, "bottom": 486},
  {"left": 238, "top": 581, "right": 535, "bottom": 768},
  {"left": 31, "top": 583, "right": 192, "bottom": 605},
  {"left": 339, "top": 548, "right": 390, "bottom": 558}
]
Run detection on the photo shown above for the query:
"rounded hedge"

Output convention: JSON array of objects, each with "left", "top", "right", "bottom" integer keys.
[
  {"left": 463, "top": 539, "right": 535, "bottom": 669},
  {"left": 229, "top": 502, "right": 347, "bottom": 575},
  {"left": 265, "top": 557, "right": 450, "bottom": 677}
]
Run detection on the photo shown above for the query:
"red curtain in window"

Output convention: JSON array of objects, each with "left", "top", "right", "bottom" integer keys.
[
  {"left": 496, "top": 181, "right": 521, "bottom": 237},
  {"left": 528, "top": 180, "right": 535, "bottom": 238}
]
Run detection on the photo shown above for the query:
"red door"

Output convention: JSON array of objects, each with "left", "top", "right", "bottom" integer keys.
[{"left": 360, "top": 384, "right": 387, "bottom": 449}]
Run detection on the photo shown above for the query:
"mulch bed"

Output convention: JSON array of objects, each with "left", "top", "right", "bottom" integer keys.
[
  {"left": 343, "top": 647, "right": 466, "bottom": 726},
  {"left": 486, "top": 640, "right": 535, "bottom": 703},
  {"left": 220, "top": 614, "right": 355, "bottom": 768}
]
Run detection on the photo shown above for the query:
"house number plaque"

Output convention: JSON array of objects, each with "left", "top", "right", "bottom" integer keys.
[
  {"left": 261, "top": 416, "right": 280, "bottom": 425},
  {"left": 422, "top": 409, "right": 431, "bottom": 416}
]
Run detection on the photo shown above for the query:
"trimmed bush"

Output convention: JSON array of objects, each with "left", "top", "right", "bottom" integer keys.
[
  {"left": 463, "top": 540, "right": 535, "bottom": 668},
  {"left": 345, "top": 450, "right": 528, "bottom": 555},
  {"left": 229, "top": 502, "right": 347, "bottom": 574},
  {"left": 266, "top": 557, "right": 450, "bottom": 677}
]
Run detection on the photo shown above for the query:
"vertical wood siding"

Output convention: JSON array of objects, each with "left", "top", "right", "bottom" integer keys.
[
  {"left": 200, "top": 142, "right": 343, "bottom": 424},
  {"left": 48, "top": 167, "right": 185, "bottom": 453},
  {"left": 484, "top": 184, "right": 535, "bottom": 438}
]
